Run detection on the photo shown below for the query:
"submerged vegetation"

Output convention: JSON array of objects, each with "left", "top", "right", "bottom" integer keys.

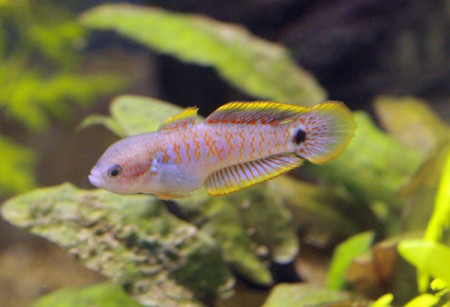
[
  {"left": 0, "top": 2, "right": 449, "bottom": 307},
  {"left": 0, "top": 0, "right": 124, "bottom": 196}
]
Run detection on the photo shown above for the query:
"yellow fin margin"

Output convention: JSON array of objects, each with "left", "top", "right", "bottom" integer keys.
[
  {"left": 205, "top": 101, "right": 307, "bottom": 125},
  {"left": 294, "top": 101, "right": 356, "bottom": 164},
  {"left": 158, "top": 107, "right": 198, "bottom": 131},
  {"left": 205, "top": 153, "right": 303, "bottom": 196}
]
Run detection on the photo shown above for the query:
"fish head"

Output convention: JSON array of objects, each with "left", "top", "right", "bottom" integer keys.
[{"left": 88, "top": 135, "right": 155, "bottom": 194}]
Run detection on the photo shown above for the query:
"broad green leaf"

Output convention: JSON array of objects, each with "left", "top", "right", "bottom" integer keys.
[
  {"left": 415, "top": 150, "right": 450, "bottom": 291},
  {"left": 262, "top": 283, "right": 352, "bottom": 307},
  {"left": 80, "top": 4, "right": 326, "bottom": 105},
  {"left": 404, "top": 294, "right": 440, "bottom": 307},
  {"left": 309, "top": 112, "right": 422, "bottom": 204},
  {"left": 77, "top": 114, "right": 125, "bottom": 137},
  {"left": 0, "top": 136, "right": 36, "bottom": 195},
  {"left": 374, "top": 96, "right": 449, "bottom": 156},
  {"left": 80, "top": 95, "right": 193, "bottom": 137},
  {"left": 1, "top": 183, "right": 233, "bottom": 306},
  {"left": 398, "top": 240, "right": 450, "bottom": 286},
  {"left": 33, "top": 282, "right": 141, "bottom": 307},
  {"left": 400, "top": 142, "right": 450, "bottom": 233},
  {"left": 327, "top": 231, "right": 374, "bottom": 290},
  {"left": 371, "top": 293, "right": 394, "bottom": 307},
  {"left": 425, "top": 151, "right": 450, "bottom": 242}
]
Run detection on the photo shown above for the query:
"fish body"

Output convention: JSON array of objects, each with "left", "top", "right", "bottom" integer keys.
[{"left": 89, "top": 101, "right": 356, "bottom": 199}]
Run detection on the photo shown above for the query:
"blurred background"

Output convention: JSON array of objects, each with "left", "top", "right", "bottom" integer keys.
[{"left": 0, "top": 0, "right": 448, "bottom": 306}]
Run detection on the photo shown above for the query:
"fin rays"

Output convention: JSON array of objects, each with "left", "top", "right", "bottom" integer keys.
[
  {"left": 205, "top": 154, "right": 303, "bottom": 196},
  {"left": 205, "top": 101, "right": 306, "bottom": 125},
  {"left": 158, "top": 107, "right": 198, "bottom": 131}
]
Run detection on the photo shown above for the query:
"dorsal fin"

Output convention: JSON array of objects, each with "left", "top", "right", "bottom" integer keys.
[
  {"left": 205, "top": 101, "right": 306, "bottom": 125},
  {"left": 205, "top": 153, "right": 303, "bottom": 196},
  {"left": 158, "top": 107, "right": 198, "bottom": 131}
]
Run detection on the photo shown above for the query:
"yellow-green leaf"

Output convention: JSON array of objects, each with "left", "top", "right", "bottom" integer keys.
[
  {"left": 327, "top": 231, "right": 374, "bottom": 290},
  {"left": 398, "top": 240, "right": 450, "bottom": 286}
]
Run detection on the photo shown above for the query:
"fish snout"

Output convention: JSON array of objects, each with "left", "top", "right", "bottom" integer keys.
[{"left": 88, "top": 170, "right": 103, "bottom": 188}]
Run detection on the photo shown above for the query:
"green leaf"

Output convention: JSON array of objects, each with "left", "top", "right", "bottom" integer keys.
[
  {"left": 1, "top": 183, "right": 233, "bottom": 306},
  {"left": 404, "top": 294, "right": 440, "bottom": 307},
  {"left": 374, "top": 96, "right": 449, "bottom": 157},
  {"left": 0, "top": 136, "right": 36, "bottom": 195},
  {"left": 262, "top": 283, "right": 352, "bottom": 307},
  {"left": 327, "top": 231, "right": 374, "bottom": 290},
  {"left": 425, "top": 150, "right": 450, "bottom": 242},
  {"left": 371, "top": 293, "right": 394, "bottom": 307},
  {"left": 399, "top": 143, "right": 450, "bottom": 234},
  {"left": 80, "top": 4, "right": 326, "bottom": 105},
  {"left": 33, "top": 282, "right": 142, "bottom": 307},
  {"left": 309, "top": 111, "right": 422, "bottom": 204},
  {"left": 398, "top": 240, "right": 450, "bottom": 286},
  {"left": 80, "top": 95, "right": 191, "bottom": 137},
  {"left": 77, "top": 114, "right": 125, "bottom": 137}
]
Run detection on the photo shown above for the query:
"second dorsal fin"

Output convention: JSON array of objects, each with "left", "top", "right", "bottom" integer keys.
[
  {"left": 205, "top": 101, "right": 306, "bottom": 125},
  {"left": 158, "top": 107, "right": 198, "bottom": 131}
]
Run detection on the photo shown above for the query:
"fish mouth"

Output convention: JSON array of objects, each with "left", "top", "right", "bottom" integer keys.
[{"left": 88, "top": 171, "right": 103, "bottom": 188}]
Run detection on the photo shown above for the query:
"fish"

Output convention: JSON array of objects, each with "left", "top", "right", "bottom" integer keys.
[{"left": 88, "top": 101, "right": 356, "bottom": 199}]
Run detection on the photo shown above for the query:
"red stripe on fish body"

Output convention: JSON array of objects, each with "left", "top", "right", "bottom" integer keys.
[{"left": 88, "top": 101, "right": 356, "bottom": 199}]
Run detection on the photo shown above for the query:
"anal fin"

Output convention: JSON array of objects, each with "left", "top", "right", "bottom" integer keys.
[{"left": 205, "top": 154, "right": 303, "bottom": 196}]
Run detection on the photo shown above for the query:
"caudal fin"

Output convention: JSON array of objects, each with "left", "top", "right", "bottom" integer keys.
[{"left": 292, "top": 101, "right": 356, "bottom": 164}]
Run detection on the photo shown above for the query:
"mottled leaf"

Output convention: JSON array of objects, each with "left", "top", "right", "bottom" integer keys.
[
  {"left": 33, "top": 282, "right": 141, "bottom": 307},
  {"left": 80, "top": 4, "right": 326, "bottom": 105},
  {"left": 327, "top": 231, "right": 374, "bottom": 290},
  {"left": 179, "top": 195, "right": 273, "bottom": 286},
  {"left": 179, "top": 185, "right": 299, "bottom": 285},
  {"left": 228, "top": 185, "right": 299, "bottom": 264},
  {"left": 1, "top": 183, "right": 233, "bottom": 306},
  {"left": 262, "top": 283, "right": 352, "bottom": 307}
]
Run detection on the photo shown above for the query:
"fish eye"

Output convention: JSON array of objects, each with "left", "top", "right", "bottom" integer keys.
[{"left": 107, "top": 164, "right": 122, "bottom": 179}]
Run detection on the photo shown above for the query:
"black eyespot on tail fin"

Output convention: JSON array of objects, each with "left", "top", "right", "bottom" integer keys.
[
  {"left": 292, "top": 101, "right": 356, "bottom": 164},
  {"left": 293, "top": 129, "right": 306, "bottom": 145}
]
